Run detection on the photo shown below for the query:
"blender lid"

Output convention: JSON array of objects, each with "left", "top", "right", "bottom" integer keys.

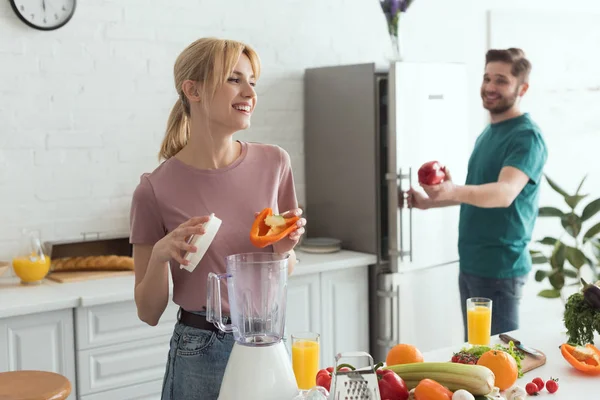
[{"left": 181, "top": 213, "right": 222, "bottom": 273}]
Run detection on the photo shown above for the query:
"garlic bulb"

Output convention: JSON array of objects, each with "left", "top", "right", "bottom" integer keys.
[
  {"left": 452, "top": 389, "right": 475, "bottom": 400},
  {"left": 505, "top": 385, "right": 527, "bottom": 400}
]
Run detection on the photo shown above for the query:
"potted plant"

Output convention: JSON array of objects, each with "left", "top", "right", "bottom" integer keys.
[{"left": 531, "top": 174, "right": 600, "bottom": 302}]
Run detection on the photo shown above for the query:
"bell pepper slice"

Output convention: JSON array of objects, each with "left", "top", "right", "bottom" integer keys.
[
  {"left": 249, "top": 207, "right": 299, "bottom": 248},
  {"left": 560, "top": 343, "right": 600, "bottom": 375}
]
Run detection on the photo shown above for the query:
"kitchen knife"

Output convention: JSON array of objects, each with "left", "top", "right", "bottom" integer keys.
[{"left": 499, "top": 333, "right": 544, "bottom": 357}]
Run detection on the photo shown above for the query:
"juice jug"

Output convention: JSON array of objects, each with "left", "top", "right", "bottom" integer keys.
[{"left": 12, "top": 229, "right": 51, "bottom": 285}]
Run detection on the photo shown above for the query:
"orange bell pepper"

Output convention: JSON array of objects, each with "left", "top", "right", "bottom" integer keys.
[
  {"left": 249, "top": 207, "right": 299, "bottom": 248},
  {"left": 560, "top": 343, "right": 600, "bottom": 375},
  {"left": 414, "top": 378, "right": 453, "bottom": 400}
]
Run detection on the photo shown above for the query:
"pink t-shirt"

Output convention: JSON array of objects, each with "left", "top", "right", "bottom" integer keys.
[{"left": 129, "top": 141, "right": 298, "bottom": 313}]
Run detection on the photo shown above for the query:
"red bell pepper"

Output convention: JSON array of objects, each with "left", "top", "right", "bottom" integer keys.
[
  {"left": 376, "top": 368, "right": 409, "bottom": 400},
  {"left": 315, "top": 364, "right": 354, "bottom": 391}
]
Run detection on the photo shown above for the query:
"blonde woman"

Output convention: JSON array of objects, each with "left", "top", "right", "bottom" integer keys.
[{"left": 129, "top": 38, "right": 306, "bottom": 400}]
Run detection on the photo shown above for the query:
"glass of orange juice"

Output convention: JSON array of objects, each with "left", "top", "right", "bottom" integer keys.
[
  {"left": 467, "top": 297, "right": 493, "bottom": 346},
  {"left": 291, "top": 332, "right": 320, "bottom": 390}
]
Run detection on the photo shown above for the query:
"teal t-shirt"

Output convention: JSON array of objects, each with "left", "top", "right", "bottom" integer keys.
[{"left": 458, "top": 113, "right": 548, "bottom": 279}]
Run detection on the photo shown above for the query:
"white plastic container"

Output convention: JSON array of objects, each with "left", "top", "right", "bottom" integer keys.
[{"left": 180, "top": 213, "right": 222, "bottom": 273}]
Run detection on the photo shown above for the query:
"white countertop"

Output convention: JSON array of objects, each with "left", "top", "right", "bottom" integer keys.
[
  {"left": 421, "top": 317, "right": 599, "bottom": 399},
  {"left": 0, "top": 249, "right": 376, "bottom": 319}
]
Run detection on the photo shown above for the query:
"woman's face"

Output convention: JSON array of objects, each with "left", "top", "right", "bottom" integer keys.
[{"left": 207, "top": 54, "right": 257, "bottom": 132}]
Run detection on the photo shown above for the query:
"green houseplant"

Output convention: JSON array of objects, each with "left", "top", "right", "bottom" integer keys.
[{"left": 531, "top": 174, "right": 600, "bottom": 301}]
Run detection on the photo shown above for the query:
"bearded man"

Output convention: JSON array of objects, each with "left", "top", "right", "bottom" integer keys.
[{"left": 408, "top": 48, "right": 548, "bottom": 339}]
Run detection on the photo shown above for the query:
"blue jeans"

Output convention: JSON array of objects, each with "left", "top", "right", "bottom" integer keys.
[
  {"left": 458, "top": 271, "right": 528, "bottom": 341},
  {"left": 161, "top": 319, "right": 234, "bottom": 400}
]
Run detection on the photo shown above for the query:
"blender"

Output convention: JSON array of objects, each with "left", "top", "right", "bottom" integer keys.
[{"left": 206, "top": 252, "right": 299, "bottom": 400}]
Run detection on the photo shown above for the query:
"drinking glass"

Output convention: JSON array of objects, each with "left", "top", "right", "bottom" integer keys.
[
  {"left": 467, "top": 297, "right": 493, "bottom": 346},
  {"left": 291, "top": 332, "right": 320, "bottom": 390}
]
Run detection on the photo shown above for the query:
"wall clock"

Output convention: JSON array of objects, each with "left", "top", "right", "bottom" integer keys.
[{"left": 9, "top": 0, "right": 76, "bottom": 31}]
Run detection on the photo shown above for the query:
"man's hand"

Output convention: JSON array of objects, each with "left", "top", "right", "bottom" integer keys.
[
  {"left": 406, "top": 188, "right": 433, "bottom": 210},
  {"left": 420, "top": 167, "right": 457, "bottom": 203}
]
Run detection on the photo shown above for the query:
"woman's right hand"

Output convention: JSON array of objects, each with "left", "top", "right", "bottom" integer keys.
[{"left": 151, "top": 216, "right": 211, "bottom": 266}]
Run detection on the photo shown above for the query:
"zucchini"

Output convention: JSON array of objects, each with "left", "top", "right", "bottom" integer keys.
[{"left": 384, "top": 362, "right": 495, "bottom": 396}]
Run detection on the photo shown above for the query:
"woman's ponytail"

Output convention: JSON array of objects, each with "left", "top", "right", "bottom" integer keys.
[{"left": 159, "top": 97, "right": 189, "bottom": 161}]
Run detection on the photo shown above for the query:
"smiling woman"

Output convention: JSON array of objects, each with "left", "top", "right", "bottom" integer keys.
[{"left": 128, "top": 37, "right": 307, "bottom": 400}]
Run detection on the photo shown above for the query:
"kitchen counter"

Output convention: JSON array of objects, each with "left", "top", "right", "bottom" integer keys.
[
  {"left": 0, "top": 249, "right": 376, "bottom": 319},
  {"left": 421, "top": 316, "right": 598, "bottom": 398}
]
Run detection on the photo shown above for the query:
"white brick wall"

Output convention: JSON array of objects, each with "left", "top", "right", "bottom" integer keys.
[
  {"left": 0, "top": 0, "right": 393, "bottom": 263},
  {"left": 1, "top": 0, "right": 599, "bottom": 274}
]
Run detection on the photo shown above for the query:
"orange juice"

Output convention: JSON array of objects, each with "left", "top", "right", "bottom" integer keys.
[
  {"left": 292, "top": 340, "right": 320, "bottom": 390},
  {"left": 467, "top": 305, "right": 492, "bottom": 345},
  {"left": 12, "top": 254, "right": 51, "bottom": 283}
]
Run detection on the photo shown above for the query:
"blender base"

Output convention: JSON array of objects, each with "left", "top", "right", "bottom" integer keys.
[{"left": 218, "top": 341, "right": 299, "bottom": 400}]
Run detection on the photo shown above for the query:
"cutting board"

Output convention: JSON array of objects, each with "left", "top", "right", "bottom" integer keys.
[
  {"left": 521, "top": 348, "right": 547, "bottom": 374},
  {"left": 47, "top": 270, "right": 134, "bottom": 283}
]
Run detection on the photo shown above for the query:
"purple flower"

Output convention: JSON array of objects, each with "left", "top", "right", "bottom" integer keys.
[{"left": 379, "top": 0, "right": 415, "bottom": 36}]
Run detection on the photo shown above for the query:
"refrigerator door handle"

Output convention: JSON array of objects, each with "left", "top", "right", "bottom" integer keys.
[
  {"left": 398, "top": 167, "right": 413, "bottom": 262},
  {"left": 375, "top": 281, "right": 400, "bottom": 350}
]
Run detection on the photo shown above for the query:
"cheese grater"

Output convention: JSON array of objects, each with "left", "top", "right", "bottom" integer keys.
[{"left": 328, "top": 351, "right": 381, "bottom": 400}]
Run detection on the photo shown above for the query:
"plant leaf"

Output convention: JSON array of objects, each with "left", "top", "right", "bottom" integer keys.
[
  {"left": 561, "top": 213, "right": 582, "bottom": 238},
  {"left": 563, "top": 268, "right": 578, "bottom": 278},
  {"left": 581, "top": 198, "right": 600, "bottom": 222},
  {"left": 590, "top": 238, "right": 600, "bottom": 260},
  {"left": 534, "top": 270, "right": 548, "bottom": 282},
  {"left": 538, "top": 289, "right": 561, "bottom": 298},
  {"left": 566, "top": 246, "right": 587, "bottom": 269},
  {"left": 550, "top": 241, "right": 566, "bottom": 270},
  {"left": 538, "top": 237, "right": 558, "bottom": 246},
  {"left": 565, "top": 194, "right": 588, "bottom": 210},
  {"left": 531, "top": 254, "right": 547, "bottom": 264},
  {"left": 549, "top": 270, "right": 565, "bottom": 289},
  {"left": 544, "top": 175, "right": 569, "bottom": 197},
  {"left": 575, "top": 174, "right": 587, "bottom": 195},
  {"left": 538, "top": 207, "right": 564, "bottom": 217},
  {"left": 583, "top": 222, "right": 600, "bottom": 243}
]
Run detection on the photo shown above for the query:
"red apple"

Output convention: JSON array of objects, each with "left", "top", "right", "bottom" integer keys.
[{"left": 418, "top": 161, "right": 446, "bottom": 185}]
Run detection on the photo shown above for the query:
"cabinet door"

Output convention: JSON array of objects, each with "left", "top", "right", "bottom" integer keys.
[
  {"left": 320, "top": 267, "right": 370, "bottom": 368},
  {"left": 285, "top": 274, "right": 321, "bottom": 358},
  {"left": 0, "top": 308, "right": 77, "bottom": 400},
  {"left": 81, "top": 379, "right": 162, "bottom": 400},
  {"left": 396, "top": 262, "right": 464, "bottom": 353},
  {"left": 77, "top": 334, "right": 170, "bottom": 396}
]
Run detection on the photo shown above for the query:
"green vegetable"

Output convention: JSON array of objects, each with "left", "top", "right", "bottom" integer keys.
[
  {"left": 459, "top": 342, "right": 526, "bottom": 377},
  {"left": 563, "top": 292, "right": 600, "bottom": 345}
]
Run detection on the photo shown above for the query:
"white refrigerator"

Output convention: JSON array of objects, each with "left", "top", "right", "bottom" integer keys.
[{"left": 303, "top": 61, "right": 472, "bottom": 362}]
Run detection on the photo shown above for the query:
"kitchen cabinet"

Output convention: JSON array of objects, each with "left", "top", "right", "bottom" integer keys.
[
  {"left": 0, "top": 251, "right": 374, "bottom": 397},
  {"left": 0, "top": 308, "right": 77, "bottom": 400},
  {"left": 75, "top": 299, "right": 179, "bottom": 398},
  {"left": 286, "top": 265, "right": 370, "bottom": 368}
]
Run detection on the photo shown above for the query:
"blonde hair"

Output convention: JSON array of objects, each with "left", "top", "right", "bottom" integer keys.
[{"left": 159, "top": 38, "right": 261, "bottom": 161}]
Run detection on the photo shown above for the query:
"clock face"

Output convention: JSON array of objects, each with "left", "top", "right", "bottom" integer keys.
[{"left": 10, "top": 0, "right": 76, "bottom": 31}]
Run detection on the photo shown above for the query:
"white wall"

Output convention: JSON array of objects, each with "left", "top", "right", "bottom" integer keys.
[
  {"left": 1, "top": 0, "right": 599, "bottom": 293},
  {"left": 0, "top": 0, "right": 393, "bottom": 262}
]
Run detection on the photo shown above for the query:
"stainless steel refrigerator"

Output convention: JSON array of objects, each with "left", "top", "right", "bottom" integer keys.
[{"left": 303, "top": 61, "right": 472, "bottom": 362}]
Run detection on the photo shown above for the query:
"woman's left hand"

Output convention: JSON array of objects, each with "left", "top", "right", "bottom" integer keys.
[{"left": 255, "top": 208, "right": 307, "bottom": 253}]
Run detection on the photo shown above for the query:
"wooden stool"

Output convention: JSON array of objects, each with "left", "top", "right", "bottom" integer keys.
[{"left": 0, "top": 370, "right": 71, "bottom": 400}]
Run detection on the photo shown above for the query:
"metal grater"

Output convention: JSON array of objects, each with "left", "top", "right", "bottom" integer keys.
[{"left": 328, "top": 352, "right": 381, "bottom": 400}]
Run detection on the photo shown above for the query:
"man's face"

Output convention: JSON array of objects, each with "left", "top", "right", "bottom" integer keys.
[{"left": 480, "top": 61, "right": 525, "bottom": 114}]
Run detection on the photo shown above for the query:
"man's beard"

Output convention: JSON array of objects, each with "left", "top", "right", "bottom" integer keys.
[{"left": 481, "top": 86, "right": 519, "bottom": 114}]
